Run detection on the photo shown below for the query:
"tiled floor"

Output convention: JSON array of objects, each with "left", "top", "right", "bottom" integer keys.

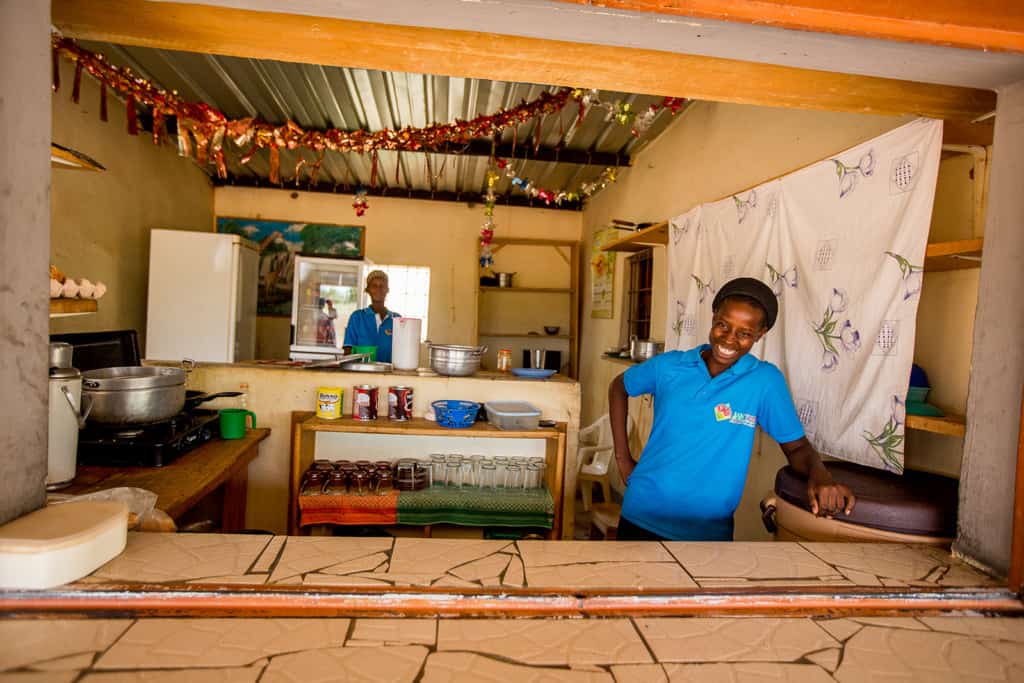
[
  {"left": 2, "top": 615, "right": 1024, "bottom": 680},
  {"left": 79, "top": 533, "right": 1001, "bottom": 591}
]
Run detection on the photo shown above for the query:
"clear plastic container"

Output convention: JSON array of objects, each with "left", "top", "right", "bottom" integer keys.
[{"left": 484, "top": 401, "right": 542, "bottom": 431}]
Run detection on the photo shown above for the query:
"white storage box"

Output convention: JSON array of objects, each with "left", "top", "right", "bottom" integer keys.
[{"left": 484, "top": 401, "right": 541, "bottom": 430}]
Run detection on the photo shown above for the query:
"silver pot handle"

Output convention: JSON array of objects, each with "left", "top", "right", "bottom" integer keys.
[
  {"left": 181, "top": 358, "right": 197, "bottom": 373},
  {"left": 83, "top": 379, "right": 100, "bottom": 389},
  {"left": 61, "top": 385, "right": 92, "bottom": 429},
  {"left": 477, "top": 345, "right": 488, "bottom": 355}
]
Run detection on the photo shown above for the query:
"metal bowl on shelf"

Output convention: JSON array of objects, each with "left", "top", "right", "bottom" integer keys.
[
  {"left": 426, "top": 342, "right": 487, "bottom": 376},
  {"left": 337, "top": 361, "right": 393, "bottom": 373}
]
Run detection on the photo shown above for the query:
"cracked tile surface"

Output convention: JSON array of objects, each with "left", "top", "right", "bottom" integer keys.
[
  {"left": 261, "top": 646, "right": 427, "bottom": 683},
  {"left": 388, "top": 539, "right": 513, "bottom": 576},
  {"left": 90, "top": 533, "right": 270, "bottom": 583},
  {"left": 664, "top": 542, "right": 834, "bottom": 579},
  {"left": 635, "top": 618, "right": 839, "bottom": 663},
  {"left": 267, "top": 537, "right": 392, "bottom": 584},
  {"left": 0, "top": 619, "right": 131, "bottom": 672},
  {"left": 799, "top": 543, "right": 995, "bottom": 586},
  {"left": 662, "top": 663, "right": 836, "bottom": 681},
  {"left": 422, "top": 652, "right": 613, "bottom": 682},
  {"left": 526, "top": 561, "right": 698, "bottom": 589}
]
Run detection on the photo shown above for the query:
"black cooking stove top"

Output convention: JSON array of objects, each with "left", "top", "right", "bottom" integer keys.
[{"left": 78, "top": 409, "right": 220, "bottom": 468}]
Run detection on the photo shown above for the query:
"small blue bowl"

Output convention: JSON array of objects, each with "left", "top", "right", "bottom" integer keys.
[{"left": 431, "top": 400, "right": 480, "bottom": 429}]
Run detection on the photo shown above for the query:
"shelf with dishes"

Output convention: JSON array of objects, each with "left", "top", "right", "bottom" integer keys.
[{"left": 49, "top": 298, "right": 97, "bottom": 317}]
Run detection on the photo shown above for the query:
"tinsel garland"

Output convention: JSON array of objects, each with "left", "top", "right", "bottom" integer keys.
[{"left": 51, "top": 35, "right": 576, "bottom": 186}]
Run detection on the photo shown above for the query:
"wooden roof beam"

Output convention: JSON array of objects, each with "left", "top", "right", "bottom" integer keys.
[{"left": 52, "top": 0, "right": 996, "bottom": 122}]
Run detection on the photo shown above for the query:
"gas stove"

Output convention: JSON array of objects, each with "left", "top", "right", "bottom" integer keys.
[{"left": 78, "top": 409, "right": 220, "bottom": 468}]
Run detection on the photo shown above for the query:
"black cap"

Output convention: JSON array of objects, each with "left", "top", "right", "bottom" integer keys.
[{"left": 712, "top": 277, "right": 778, "bottom": 330}]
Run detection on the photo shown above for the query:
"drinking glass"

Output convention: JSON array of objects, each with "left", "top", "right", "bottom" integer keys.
[
  {"left": 445, "top": 460, "right": 463, "bottom": 488},
  {"left": 505, "top": 462, "right": 523, "bottom": 490},
  {"left": 479, "top": 462, "right": 497, "bottom": 489},
  {"left": 430, "top": 453, "right": 446, "bottom": 488},
  {"left": 525, "top": 462, "right": 545, "bottom": 490},
  {"left": 493, "top": 456, "right": 509, "bottom": 488}
]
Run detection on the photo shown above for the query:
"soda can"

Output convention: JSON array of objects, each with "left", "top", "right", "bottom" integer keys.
[
  {"left": 388, "top": 386, "right": 414, "bottom": 421},
  {"left": 352, "top": 384, "right": 379, "bottom": 421},
  {"left": 316, "top": 386, "right": 343, "bottom": 419}
]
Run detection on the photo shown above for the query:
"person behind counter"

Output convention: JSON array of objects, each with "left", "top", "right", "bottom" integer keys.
[
  {"left": 343, "top": 269, "right": 400, "bottom": 363},
  {"left": 607, "top": 277, "right": 855, "bottom": 542}
]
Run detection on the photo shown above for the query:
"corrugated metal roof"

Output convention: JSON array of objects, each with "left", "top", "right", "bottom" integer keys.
[{"left": 81, "top": 40, "right": 681, "bottom": 208}]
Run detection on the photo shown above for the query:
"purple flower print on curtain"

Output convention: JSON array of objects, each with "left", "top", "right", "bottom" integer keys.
[
  {"left": 812, "top": 288, "right": 861, "bottom": 372},
  {"left": 885, "top": 251, "right": 924, "bottom": 300},
  {"left": 831, "top": 149, "right": 875, "bottom": 198}
]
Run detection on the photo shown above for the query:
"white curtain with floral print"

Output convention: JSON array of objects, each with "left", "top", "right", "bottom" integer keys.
[{"left": 666, "top": 118, "right": 942, "bottom": 473}]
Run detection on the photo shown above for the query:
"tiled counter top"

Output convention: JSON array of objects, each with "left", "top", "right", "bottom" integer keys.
[{"left": 2, "top": 534, "right": 1022, "bottom": 681}]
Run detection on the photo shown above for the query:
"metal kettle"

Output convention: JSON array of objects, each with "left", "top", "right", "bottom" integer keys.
[{"left": 47, "top": 343, "right": 91, "bottom": 490}]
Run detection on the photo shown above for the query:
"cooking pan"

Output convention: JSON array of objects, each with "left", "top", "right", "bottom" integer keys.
[{"left": 82, "top": 365, "right": 240, "bottom": 425}]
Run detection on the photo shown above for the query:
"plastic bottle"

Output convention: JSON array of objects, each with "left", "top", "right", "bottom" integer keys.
[{"left": 238, "top": 382, "right": 249, "bottom": 410}]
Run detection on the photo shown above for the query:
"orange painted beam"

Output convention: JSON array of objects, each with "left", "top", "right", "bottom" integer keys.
[{"left": 560, "top": 0, "right": 1024, "bottom": 53}]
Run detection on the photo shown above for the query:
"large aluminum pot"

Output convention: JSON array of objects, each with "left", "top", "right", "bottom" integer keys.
[
  {"left": 427, "top": 343, "right": 487, "bottom": 377},
  {"left": 82, "top": 366, "right": 187, "bottom": 425},
  {"left": 630, "top": 339, "right": 664, "bottom": 362}
]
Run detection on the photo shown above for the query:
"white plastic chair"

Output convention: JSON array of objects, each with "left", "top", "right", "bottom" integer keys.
[{"left": 577, "top": 414, "right": 633, "bottom": 512}]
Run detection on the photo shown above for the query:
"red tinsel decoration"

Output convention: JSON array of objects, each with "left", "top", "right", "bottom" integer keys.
[
  {"left": 126, "top": 95, "right": 138, "bottom": 135},
  {"left": 51, "top": 35, "right": 576, "bottom": 181}
]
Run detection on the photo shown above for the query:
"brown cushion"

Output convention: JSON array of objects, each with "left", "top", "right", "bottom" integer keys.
[{"left": 773, "top": 461, "right": 958, "bottom": 537}]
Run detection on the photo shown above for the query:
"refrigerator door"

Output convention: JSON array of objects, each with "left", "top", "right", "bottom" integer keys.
[
  {"left": 146, "top": 229, "right": 250, "bottom": 362},
  {"left": 233, "top": 240, "right": 259, "bottom": 361},
  {"left": 290, "top": 256, "right": 365, "bottom": 356}
]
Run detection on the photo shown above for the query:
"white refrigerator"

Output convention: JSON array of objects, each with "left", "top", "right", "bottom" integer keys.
[
  {"left": 146, "top": 229, "right": 259, "bottom": 362},
  {"left": 289, "top": 255, "right": 371, "bottom": 360}
]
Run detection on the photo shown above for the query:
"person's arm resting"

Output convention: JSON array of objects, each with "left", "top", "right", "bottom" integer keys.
[
  {"left": 779, "top": 437, "right": 856, "bottom": 517},
  {"left": 608, "top": 373, "right": 635, "bottom": 483}
]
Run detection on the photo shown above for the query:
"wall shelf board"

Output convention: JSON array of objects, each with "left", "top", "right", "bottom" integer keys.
[
  {"left": 49, "top": 298, "right": 97, "bottom": 317},
  {"left": 51, "top": 143, "right": 105, "bottom": 172},
  {"left": 600, "top": 221, "right": 668, "bottom": 252},
  {"left": 925, "top": 238, "right": 984, "bottom": 272},
  {"left": 479, "top": 332, "right": 571, "bottom": 340},
  {"left": 906, "top": 413, "right": 966, "bottom": 437},
  {"left": 479, "top": 287, "right": 572, "bottom": 294}
]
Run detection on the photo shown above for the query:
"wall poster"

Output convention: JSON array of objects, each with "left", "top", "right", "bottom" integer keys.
[
  {"left": 590, "top": 227, "right": 618, "bottom": 319},
  {"left": 217, "top": 217, "right": 364, "bottom": 316}
]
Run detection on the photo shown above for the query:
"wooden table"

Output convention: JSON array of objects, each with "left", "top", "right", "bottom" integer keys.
[{"left": 65, "top": 428, "right": 269, "bottom": 531}]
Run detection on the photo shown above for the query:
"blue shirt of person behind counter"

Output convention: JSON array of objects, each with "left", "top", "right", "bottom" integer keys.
[
  {"left": 621, "top": 344, "right": 805, "bottom": 541},
  {"left": 343, "top": 307, "right": 401, "bottom": 363}
]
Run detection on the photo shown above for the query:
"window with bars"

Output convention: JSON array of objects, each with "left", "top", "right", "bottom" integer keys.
[
  {"left": 624, "top": 248, "right": 653, "bottom": 341},
  {"left": 374, "top": 265, "right": 431, "bottom": 340}
]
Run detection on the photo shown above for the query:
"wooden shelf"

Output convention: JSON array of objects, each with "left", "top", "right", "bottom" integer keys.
[
  {"left": 600, "top": 221, "right": 668, "bottom": 252},
  {"left": 49, "top": 298, "right": 97, "bottom": 317},
  {"left": 907, "top": 413, "right": 966, "bottom": 437},
  {"left": 480, "top": 287, "right": 572, "bottom": 294},
  {"left": 925, "top": 238, "right": 983, "bottom": 272},
  {"left": 479, "top": 332, "right": 571, "bottom": 340},
  {"left": 299, "top": 415, "right": 566, "bottom": 439}
]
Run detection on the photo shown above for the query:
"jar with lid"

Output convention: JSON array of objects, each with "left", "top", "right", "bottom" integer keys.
[
  {"left": 323, "top": 470, "right": 348, "bottom": 495},
  {"left": 496, "top": 349, "right": 513, "bottom": 373}
]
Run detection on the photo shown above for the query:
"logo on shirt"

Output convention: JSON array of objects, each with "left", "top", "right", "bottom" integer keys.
[{"left": 714, "top": 403, "right": 756, "bottom": 428}]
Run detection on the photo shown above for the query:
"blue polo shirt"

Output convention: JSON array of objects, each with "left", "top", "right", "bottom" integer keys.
[
  {"left": 621, "top": 344, "right": 804, "bottom": 540},
  {"left": 343, "top": 307, "right": 400, "bottom": 363}
]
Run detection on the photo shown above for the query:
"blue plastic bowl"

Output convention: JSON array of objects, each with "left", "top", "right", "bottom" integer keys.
[{"left": 431, "top": 400, "right": 480, "bottom": 429}]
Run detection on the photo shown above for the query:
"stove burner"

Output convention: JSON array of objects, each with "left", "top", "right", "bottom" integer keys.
[{"left": 78, "top": 409, "right": 220, "bottom": 467}]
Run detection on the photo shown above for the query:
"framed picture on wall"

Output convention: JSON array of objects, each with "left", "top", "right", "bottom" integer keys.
[{"left": 217, "top": 217, "right": 365, "bottom": 316}]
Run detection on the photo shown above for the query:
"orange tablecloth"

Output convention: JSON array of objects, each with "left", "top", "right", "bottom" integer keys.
[{"left": 299, "top": 490, "right": 399, "bottom": 526}]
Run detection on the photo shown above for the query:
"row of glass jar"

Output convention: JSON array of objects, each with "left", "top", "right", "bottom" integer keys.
[
  {"left": 428, "top": 453, "right": 546, "bottom": 491},
  {"left": 301, "top": 460, "right": 396, "bottom": 496}
]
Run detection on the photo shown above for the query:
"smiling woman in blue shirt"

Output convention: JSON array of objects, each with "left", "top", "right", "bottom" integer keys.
[
  {"left": 343, "top": 270, "right": 400, "bottom": 363},
  {"left": 607, "top": 277, "right": 856, "bottom": 541}
]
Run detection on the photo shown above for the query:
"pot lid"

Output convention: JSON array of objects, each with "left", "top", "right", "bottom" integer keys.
[
  {"left": 49, "top": 367, "right": 81, "bottom": 380},
  {"left": 81, "top": 366, "right": 186, "bottom": 390}
]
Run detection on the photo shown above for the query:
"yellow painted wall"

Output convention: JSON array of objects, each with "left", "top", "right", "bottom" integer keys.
[
  {"left": 50, "top": 58, "right": 214, "bottom": 344},
  {"left": 578, "top": 101, "right": 919, "bottom": 540},
  {"left": 214, "top": 187, "right": 581, "bottom": 362}
]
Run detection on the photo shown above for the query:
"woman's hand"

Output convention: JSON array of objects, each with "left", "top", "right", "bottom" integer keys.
[{"left": 806, "top": 470, "right": 856, "bottom": 517}]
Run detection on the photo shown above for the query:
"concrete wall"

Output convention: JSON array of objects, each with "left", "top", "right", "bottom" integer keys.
[
  {"left": 0, "top": 0, "right": 50, "bottom": 525},
  {"left": 50, "top": 58, "right": 215, "bottom": 348},
  {"left": 214, "top": 187, "right": 581, "bottom": 364},
  {"left": 956, "top": 80, "right": 1024, "bottom": 575},
  {"left": 577, "top": 101, "right": 921, "bottom": 540}
]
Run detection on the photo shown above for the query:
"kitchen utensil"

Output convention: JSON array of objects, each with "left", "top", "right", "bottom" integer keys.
[
  {"left": 543, "top": 326, "right": 560, "bottom": 335},
  {"left": 392, "top": 317, "right": 422, "bottom": 370},
  {"left": 82, "top": 365, "right": 240, "bottom": 425},
  {"left": 510, "top": 367, "right": 556, "bottom": 380},
  {"left": 48, "top": 366, "right": 90, "bottom": 490},
  {"left": 527, "top": 349, "right": 547, "bottom": 369},
  {"left": 337, "top": 361, "right": 393, "bottom": 373},
  {"left": 432, "top": 400, "right": 481, "bottom": 428},
  {"left": 218, "top": 408, "right": 256, "bottom": 439},
  {"left": 426, "top": 342, "right": 486, "bottom": 376},
  {"left": 494, "top": 271, "right": 516, "bottom": 288},
  {"left": 351, "top": 345, "right": 377, "bottom": 362},
  {"left": 630, "top": 339, "right": 664, "bottom": 362},
  {"left": 49, "top": 342, "right": 73, "bottom": 370}
]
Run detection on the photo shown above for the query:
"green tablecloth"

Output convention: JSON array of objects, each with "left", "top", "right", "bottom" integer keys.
[{"left": 396, "top": 487, "right": 553, "bottom": 528}]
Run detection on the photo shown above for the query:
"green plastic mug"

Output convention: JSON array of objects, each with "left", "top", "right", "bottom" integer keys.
[
  {"left": 352, "top": 345, "right": 377, "bottom": 362},
  {"left": 219, "top": 408, "right": 256, "bottom": 439}
]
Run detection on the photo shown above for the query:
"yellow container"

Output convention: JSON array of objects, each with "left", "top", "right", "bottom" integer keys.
[{"left": 316, "top": 386, "right": 344, "bottom": 419}]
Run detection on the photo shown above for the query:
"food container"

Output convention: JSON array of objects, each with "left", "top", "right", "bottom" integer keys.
[
  {"left": 484, "top": 400, "right": 541, "bottom": 431},
  {"left": 432, "top": 400, "right": 481, "bottom": 428},
  {"left": 316, "top": 386, "right": 343, "bottom": 419},
  {"left": 426, "top": 343, "right": 487, "bottom": 376},
  {"left": 630, "top": 339, "right": 665, "bottom": 362},
  {"left": 494, "top": 271, "right": 516, "bottom": 288}
]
